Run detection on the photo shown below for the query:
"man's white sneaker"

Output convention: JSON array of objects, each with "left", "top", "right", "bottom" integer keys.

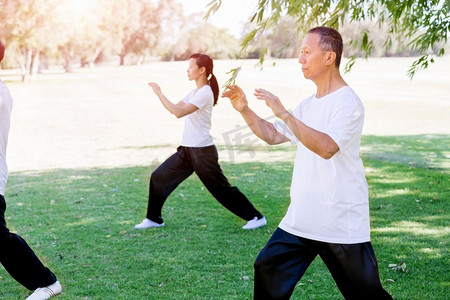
[
  {"left": 26, "top": 281, "right": 62, "bottom": 300},
  {"left": 134, "top": 218, "right": 164, "bottom": 229},
  {"left": 242, "top": 216, "right": 267, "bottom": 230}
]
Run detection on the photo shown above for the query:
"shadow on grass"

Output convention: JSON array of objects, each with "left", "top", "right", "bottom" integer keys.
[
  {"left": 361, "top": 134, "right": 449, "bottom": 172},
  {"left": 0, "top": 134, "right": 448, "bottom": 299}
]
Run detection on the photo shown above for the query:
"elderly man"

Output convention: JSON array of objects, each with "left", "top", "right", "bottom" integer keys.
[
  {"left": 222, "top": 27, "right": 392, "bottom": 299},
  {"left": 0, "top": 41, "right": 62, "bottom": 300}
]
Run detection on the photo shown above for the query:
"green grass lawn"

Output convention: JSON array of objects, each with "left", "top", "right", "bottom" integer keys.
[{"left": 0, "top": 134, "right": 448, "bottom": 299}]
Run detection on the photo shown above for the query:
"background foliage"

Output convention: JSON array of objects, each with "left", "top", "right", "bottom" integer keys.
[
  {"left": 208, "top": 0, "right": 450, "bottom": 78},
  {"left": 2, "top": 0, "right": 449, "bottom": 81},
  {"left": 0, "top": 0, "right": 241, "bottom": 80}
]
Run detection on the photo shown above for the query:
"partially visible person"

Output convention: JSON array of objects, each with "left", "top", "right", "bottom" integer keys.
[
  {"left": 135, "top": 53, "right": 266, "bottom": 230},
  {"left": 222, "top": 27, "right": 392, "bottom": 299},
  {"left": 0, "top": 41, "right": 62, "bottom": 300}
]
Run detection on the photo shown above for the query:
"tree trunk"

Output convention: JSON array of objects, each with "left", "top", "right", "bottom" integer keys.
[
  {"left": 30, "top": 49, "right": 40, "bottom": 80},
  {"left": 19, "top": 47, "right": 32, "bottom": 82},
  {"left": 89, "top": 47, "right": 102, "bottom": 66},
  {"left": 63, "top": 44, "right": 72, "bottom": 72}
]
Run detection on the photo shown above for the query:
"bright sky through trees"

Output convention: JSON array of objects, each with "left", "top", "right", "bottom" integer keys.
[
  {"left": 58, "top": 0, "right": 100, "bottom": 18},
  {"left": 181, "top": 0, "right": 259, "bottom": 37},
  {"left": 56, "top": 0, "right": 258, "bottom": 37}
]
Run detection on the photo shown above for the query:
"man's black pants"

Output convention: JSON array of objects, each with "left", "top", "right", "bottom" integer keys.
[
  {"left": 254, "top": 228, "right": 393, "bottom": 300},
  {"left": 0, "top": 194, "right": 57, "bottom": 290},
  {"left": 146, "top": 145, "right": 263, "bottom": 224}
]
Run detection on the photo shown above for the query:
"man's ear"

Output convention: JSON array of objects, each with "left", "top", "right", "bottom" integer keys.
[{"left": 325, "top": 51, "right": 336, "bottom": 66}]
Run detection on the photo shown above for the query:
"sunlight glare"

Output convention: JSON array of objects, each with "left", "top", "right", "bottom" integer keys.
[{"left": 61, "top": 0, "right": 99, "bottom": 17}]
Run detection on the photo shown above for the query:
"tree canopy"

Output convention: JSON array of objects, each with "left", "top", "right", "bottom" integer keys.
[
  {"left": 0, "top": 0, "right": 240, "bottom": 81},
  {"left": 207, "top": 0, "right": 450, "bottom": 79},
  {"left": 2, "top": 0, "right": 448, "bottom": 82}
]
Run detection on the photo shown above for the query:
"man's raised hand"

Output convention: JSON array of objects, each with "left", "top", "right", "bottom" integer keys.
[
  {"left": 222, "top": 85, "right": 249, "bottom": 112},
  {"left": 254, "top": 88, "right": 288, "bottom": 120}
]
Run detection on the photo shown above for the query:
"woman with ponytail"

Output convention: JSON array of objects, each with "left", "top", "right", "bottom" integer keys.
[{"left": 135, "top": 53, "right": 266, "bottom": 230}]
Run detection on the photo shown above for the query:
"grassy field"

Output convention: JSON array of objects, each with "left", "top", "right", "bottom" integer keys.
[
  {"left": 0, "top": 140, "right": 448, "bottom": 299},
  {"left": 0, "top": 57, "right": 449, "bottom": 299}
]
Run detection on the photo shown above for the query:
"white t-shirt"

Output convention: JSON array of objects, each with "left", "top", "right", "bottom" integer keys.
[
  {"left": 0, "top": 80, "right": 13, "bottom": 195},
  {"left": 274, "top": 86, "right": 370, "bottom": 244},
  {"left": 181, "top": 85, "right": 214, "bottom": 147}
]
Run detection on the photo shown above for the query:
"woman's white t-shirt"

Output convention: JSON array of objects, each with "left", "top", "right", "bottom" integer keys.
[
  {"left": 0, "top": 80, "right": 13, "bottom": 195},
  {"left": 274, "top": 86, "right": 370, "bottom": 244},
  {"left": 181, "top": 85, "right": 214, "bottom": 147}
]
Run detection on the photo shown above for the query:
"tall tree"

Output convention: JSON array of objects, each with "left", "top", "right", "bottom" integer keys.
[
  {"left": 0, "top": 0, "right": 60, "bottom": 81},
  {"left": 164, "top": 12, "right": 241, "bottom": 61},
  {"left": 207, "top": 0, "right": 449, "bottom": 78},
  {"left": 53, "top": 0, "right": 106, "bottom": 71},
  {"left": 103, "top": 0, "right": 169, "bottom": 65}
]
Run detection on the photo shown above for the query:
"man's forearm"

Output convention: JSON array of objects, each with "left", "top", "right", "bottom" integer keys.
[
  {"left": 240, "top": 107, "right": 279, "bottom": 145},
  {"left": 282, "top": 113, "right": 339, "bottom": 159}
]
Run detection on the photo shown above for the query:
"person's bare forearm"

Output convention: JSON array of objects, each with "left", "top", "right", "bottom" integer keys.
[
  {"left": 155, "top": 92, "right": 179, "bottom": 116},
  {"left": 281, "top": 113, "right": 339, "bottom": 159},
  {"left": 254, "top": 87, "right": 338, "bottom": 158},
  {"left": 155, "top": 92, "right": 196, "bottom": 118},
  {"left": 222, "top": 85, "right": 288, "bottom": 145},
  {"left": 240, "top": 107, "right": 286, "bottom": 145}
]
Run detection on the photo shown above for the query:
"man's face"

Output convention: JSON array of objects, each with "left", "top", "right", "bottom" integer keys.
[{"left": 298, "top": 33, "right": 328, "bottom": 80}]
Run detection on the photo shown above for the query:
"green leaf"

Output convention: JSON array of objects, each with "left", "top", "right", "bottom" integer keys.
[
  {"left": 204, "top": 0, "right": 221, "bottom": 21},
  {"left": 258, "top": 47, "right": 268, "bottom": 67},
  {"left": 257, "top": 8, "right": 265, "bottom": 23},
  {"left": 240, "top": 29, "right": 258, "bottom": 51},
  {"left": 223, "top": 66, "right": 242, "bottom": 86},
  {"left": 343, "top": 55, "right": 356, "bottom": 74}
]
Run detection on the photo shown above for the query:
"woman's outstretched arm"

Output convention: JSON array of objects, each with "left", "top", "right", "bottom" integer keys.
[{"left": 148, "top": 82, "right": 198, "bottom": 118}]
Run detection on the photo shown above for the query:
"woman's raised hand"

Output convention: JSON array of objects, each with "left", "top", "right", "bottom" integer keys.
[{"left": 148, "top": 82, "right": 162, "bottom": 96}]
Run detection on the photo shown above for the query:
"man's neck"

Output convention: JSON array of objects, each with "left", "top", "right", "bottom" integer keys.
[{"left": 314, "top": 71, "right": 347, "bottom": 98}]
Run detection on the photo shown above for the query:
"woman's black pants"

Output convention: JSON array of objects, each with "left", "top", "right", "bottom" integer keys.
[
  {"left": 146, "top": 145, "right": 263, "bottom": 224},
  {"left": 0, "top": 194, "right": 57, "bottom": 290},
  {"left": 254, "top": 228, "right": 393, "bottom": 300}
]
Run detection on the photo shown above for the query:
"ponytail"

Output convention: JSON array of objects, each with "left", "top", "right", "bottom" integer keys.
[
  {"left": 190, "top": 53, "right": 219, "bottom": 106},
  {"left": 0, "top": 41, "right": 5, "bottom": 63},
  {"left": 209, "top": 73, "right": 219, "bottom": 106}
]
